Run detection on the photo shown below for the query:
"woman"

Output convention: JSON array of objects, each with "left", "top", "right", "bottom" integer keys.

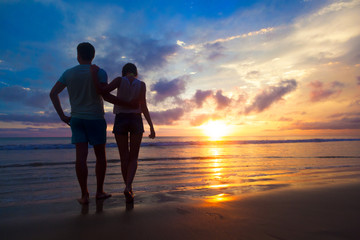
[{"left": 91, "top": 63, "right": 155, "bottom": 202}]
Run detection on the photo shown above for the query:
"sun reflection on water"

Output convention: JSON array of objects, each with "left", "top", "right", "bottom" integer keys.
[{"left": 204, "top": 147, "right": 235, "bottom": 204}]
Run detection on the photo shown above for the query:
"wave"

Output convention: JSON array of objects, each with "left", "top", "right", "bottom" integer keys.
[
  {"left": 0, "top": 138, "right": 359, "bottom": 151},
  {"left": 1, "top": 155, "right": 359, "bottom": 169}
]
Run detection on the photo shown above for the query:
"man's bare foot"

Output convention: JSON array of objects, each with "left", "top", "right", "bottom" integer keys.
[
  {"left": 77, "top": 194, "right": 89, "bottom": 205},
  {"left": 96, "top": 192, "right": 112, "bottom": 200}
]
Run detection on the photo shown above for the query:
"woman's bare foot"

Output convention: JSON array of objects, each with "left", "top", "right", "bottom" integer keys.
[
  {"left": 124, "top": 188, "right": 134, "bottom": 203},
  {"left": 77, "top": 193, "right": 89, "bottom": 205},
  {"left": 96, "top": 192, "right": 112, "bottom": 200}
]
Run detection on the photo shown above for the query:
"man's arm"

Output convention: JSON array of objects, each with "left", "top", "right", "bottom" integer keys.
[
  {"left": 49, "top": 81, "right": 71, "bottom": 126},
  {"left": 91, "top": 65, "right": 139, "bottom": 108}
]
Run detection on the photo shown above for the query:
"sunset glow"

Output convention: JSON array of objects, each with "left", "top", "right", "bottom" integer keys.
[
  {"left": 201, "top": 120, "right": 231, "bottom": 140},
  {"left": 0, "top": 0, "right": 359, "bottom": 137}
]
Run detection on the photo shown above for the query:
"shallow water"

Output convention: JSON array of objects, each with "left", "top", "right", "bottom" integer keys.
[{"left": 0, "top": 136, "right": 359, "bottom": 209}]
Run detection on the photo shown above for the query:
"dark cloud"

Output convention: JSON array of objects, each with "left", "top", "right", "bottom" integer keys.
[
  {"left": 191, "top": 89, "right": 233, "bottom": 110},
  {"left": 0, "top": 127, "right": 71, "bottom": 137},
  {"left": 309, "top": 80, "right": 344, "bottom": 102},
  {"left": 357, "top": 76, "right": 360, "bottom": 86},
  {"left": 0, "top": 110, "right": 116, "bottom": 127},
  {"left": 339, "top": 35, "right": 360, "bottom": 66},
  {"left": 95, "top": 35, "right": 179, "bottom": 76},
  {"left": 329, "top": 112, "right": 360, "bottom": 118},
  {"left": 246, "top": 71, "right": 260, "bottom": 78},
  {"left": 236, "top": 94, "right": 247, "bottom": 104},
  {"left": 204, "top": 42, "right": 225, "bottom": 60},
  {"left": 245, "top": 79, "right": 297, "bottom": 114},
  {"left": 278, "top": 117, "right": 293, "bottom": 121},
  {"left": 0, "top": 85, "right": 51, "bottom": 109},
  {"left": 150, "top": 107, "right": 184, "bottom": 125},
  {"left": 151, "top": 76, "right": 187, "bottom": 103},
  {"left": 287, "top": 117, "right": 360, "bottom": 130},
  {"left": 193, "top": 90, "right": 213, "bottom": 108},
  {"left": 190, "top": 114, "right": 220, "bottom": 126},
  {"left": 0, "top": 112, "right": 61, "bottom": 126},
  {"left": 214, "top": 90, "right": 231, "bottom": 110},
  {"left": 331, "top": 81, "right": 345, "bottom": 88},
  {"left": 133, "top": 39, "right": 179, "bottom": 71}
]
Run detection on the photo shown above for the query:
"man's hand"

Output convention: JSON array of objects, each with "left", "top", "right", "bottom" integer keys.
[
  {"left": 129, "top": 98, "right": 140, "bottom": 109},
  {"left": 61, "top": 115, "right": 71, "bottom": 126}
]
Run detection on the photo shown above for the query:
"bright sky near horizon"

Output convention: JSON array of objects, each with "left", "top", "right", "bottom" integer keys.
[{"left": 0, "top": 0, "right": 359, "bottom": 137}]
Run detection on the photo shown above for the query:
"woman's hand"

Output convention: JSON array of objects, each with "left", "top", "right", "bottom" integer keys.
[
  {"left": 148, "top": 127, "right": 155, "bottom": 139},
  {"left": 90, "top": 64, "right": 99, "bottom": 74}
]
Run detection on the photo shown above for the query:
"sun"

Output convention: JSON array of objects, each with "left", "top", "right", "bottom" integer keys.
[{"left": 200, "top": 120, "right": 230, "bottom": 140}]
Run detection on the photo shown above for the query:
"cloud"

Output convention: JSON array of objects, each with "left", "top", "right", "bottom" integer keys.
[
  {"left": 0, "top": 85, "right": 53, "bottom": 109},
  {"left": 357, "top": 76, "right": 360, "bottom": 85},
  {"left": 150, "top": 107, "right": 184, "bottom": 125},
  {"left": 309, "top": 80, "right": 344, "bottom": 102},
  {"left": 181, "top": 27, "right": 275, "bottom": 50},
  {"left": 214, "top": 90, "right": 232, "bottom": 110},
  {"left": 193, "top": 90, "right": 213, "bottom": 108},
  {"left": 245, "top": 79, "right": 297, "bottom": 114},
  {"left": 287, "top": 117, "right": 360, "bottom": 130},
  {"left": 190, "top": 113, "right": 221, "bottom": 126},
  {"left": 151, "top": 76, "right": 187, "bottom": 103}
]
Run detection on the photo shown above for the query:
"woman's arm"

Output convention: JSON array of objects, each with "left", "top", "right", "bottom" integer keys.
[{"left": 140, "top": 82, "right": 155, "bottom": 139}]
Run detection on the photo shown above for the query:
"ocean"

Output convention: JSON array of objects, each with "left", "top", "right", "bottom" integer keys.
[{"left": 1, "top": 136, "right": 360, "bottom": 215}]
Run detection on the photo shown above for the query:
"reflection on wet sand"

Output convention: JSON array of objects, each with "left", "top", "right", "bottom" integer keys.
[{"left": 205, "top": 193, "right": 235, "bottom": 203}]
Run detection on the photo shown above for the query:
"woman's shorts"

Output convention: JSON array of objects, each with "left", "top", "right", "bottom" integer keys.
[
  {"left": 70, "top": 117, "right": 107, "bottom": 145},
  {"left": 112, "top": 113, "right": 144, "bottom": 135}
]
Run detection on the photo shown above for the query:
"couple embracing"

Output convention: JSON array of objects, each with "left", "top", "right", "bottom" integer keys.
[{"left": 50, "top": 42, "right": 155, "bottom": 205}]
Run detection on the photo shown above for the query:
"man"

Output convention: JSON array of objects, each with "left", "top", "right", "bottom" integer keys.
[{"left": 50, "top": 42, "right": 126, "bottom": 204}]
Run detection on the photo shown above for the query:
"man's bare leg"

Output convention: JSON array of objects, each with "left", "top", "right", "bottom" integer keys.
[
  {"left": 76, "top": 142, "right": 89, "bottom": 204},
  {"left": 94, "top": 143, "right": 111, "bottom": 199}
]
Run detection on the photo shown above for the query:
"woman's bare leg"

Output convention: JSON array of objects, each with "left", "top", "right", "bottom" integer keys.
[
  {"left": 126, "top": 132, "right": 143, "bottom": 192},
  {"left": 115, "top": 134, "right": 130, "bottom": 186}
]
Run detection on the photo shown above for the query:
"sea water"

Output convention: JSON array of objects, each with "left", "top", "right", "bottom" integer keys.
[{"left": 0, "top": 136, "right": 360, "bottom": 209}]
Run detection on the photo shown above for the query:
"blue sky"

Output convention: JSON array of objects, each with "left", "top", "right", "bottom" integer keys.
[{"left": 0, "top": 0, "right": 359, "bottom": 137}]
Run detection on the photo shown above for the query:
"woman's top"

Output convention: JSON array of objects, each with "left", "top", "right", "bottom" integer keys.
[{"left": 113, "top": 76, "right": 142, "bottom": 114}]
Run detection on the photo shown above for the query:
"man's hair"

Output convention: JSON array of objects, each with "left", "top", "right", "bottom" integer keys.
[
  {"left": 77, "top": 42, "right": 95, "bottom": 61},
  {"left": 122, "top": 63, "right": 138, "bottom": 77}
]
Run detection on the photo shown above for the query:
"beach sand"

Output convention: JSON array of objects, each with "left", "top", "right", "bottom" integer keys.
[{"left": 1, "top": 183, "right": 359, "bottom": 240}]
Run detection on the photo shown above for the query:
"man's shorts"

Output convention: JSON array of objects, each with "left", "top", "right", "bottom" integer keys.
[
  {"left": 70, "top": 117, "right": 107, "bottom": 145},
  {"left": 112, "top": 113, "right": 144, "bottom": 135}
]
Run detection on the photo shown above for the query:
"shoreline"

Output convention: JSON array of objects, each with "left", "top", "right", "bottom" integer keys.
[{"left": 1, "top": 182, "right": 359, "bottom": 240}]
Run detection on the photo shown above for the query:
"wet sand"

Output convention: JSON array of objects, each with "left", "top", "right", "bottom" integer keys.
[{"left": 1, "top": 183, "right": 360, "bottom": 240}]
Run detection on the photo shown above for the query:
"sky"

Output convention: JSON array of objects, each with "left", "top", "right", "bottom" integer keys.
[{"left": 0, "top": 0, "right": 360, "bottom": 137}]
